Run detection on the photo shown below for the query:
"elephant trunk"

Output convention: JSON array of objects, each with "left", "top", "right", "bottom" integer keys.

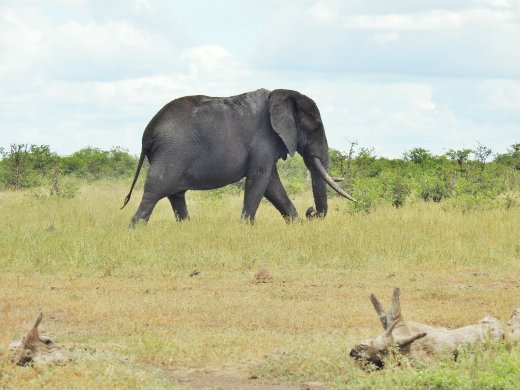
[
  {"left": 305, "top": 146, "right": 330, "bottom": 217},
  {"left": 310, "top": 168, "right": 328, "bottom": 217}
]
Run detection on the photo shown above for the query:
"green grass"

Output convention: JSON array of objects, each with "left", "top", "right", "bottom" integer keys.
[
  {"left": 254, "top": 340, "right": 520, "bottom": 389},
  {"left": 1, "top": 182, "right": 519, "bottom": 388}
]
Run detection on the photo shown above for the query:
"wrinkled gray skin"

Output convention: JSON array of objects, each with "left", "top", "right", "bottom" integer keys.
[{"left": 122, "top": 89, "right": 354, "bottom": 225}]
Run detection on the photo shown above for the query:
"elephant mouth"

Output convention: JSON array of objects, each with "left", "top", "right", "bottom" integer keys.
[{"left": 312, "top": 157, "right": 356, "bottom": 201}]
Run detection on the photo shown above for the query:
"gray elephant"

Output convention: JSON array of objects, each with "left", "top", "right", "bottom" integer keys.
[{"left": 122, "top": 88, "right": 354, "bottom": 225}]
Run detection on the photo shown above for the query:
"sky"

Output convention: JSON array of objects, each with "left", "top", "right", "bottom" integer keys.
[{"left": 0, "top": 0, "right": 519, "bottom": 158}]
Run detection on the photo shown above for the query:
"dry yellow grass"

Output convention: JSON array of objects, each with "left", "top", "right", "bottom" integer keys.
[{"left": 1, "top": 182, "right": 519, "bottom": 388}]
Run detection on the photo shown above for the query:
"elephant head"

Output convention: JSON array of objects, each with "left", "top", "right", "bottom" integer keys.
[{"left": 268, "top": 89, "right": 355, "bottom": 217}]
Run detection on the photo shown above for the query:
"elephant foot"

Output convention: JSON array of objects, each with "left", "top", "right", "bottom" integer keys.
[
  {"left": 282, "top": 213, "right": 299, "bottom": 224},
  {"left": 305, "top": 207, "right": 317, "bottom": 219},
  {"left": 129, "top": 218, "right": 148, "bottom": 228},
  {"left": 306, "top": 206, "right": 327, "bottom": 219},
  {"left": 240, "top": 212, "right": 255, "bottom": 225}
]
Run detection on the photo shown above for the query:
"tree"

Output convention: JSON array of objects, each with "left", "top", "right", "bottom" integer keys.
[
  {"left": 495, "top": 143, "right": 520, "bottom": 171},
  {"left": 386, "top": 175, "right": 411, "bottom": 208},
  {"left": 108, "top": 147, "right": 138, "bottom": 177},
  {"left": 28, "top": 145, "right": 59, "bottom": 177},
  {"left": 445, "top": 148, "right": 473, "bottom": 173},
  {"left": 0, "top": 144, "right": 32, "bottom": 189},
  {"left": 473, "top": 142, "right": 492, "bottom": 171},
  {"left": 403, "top": 148, "right": 433, "bottom": 164},
  {"left": 341, "top": 141, "right": 357, "bottom": 191}
]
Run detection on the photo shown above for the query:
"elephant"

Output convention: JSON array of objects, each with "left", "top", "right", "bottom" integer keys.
[{"left": 122, "top": 88, "right": 354, "bottom": 225}]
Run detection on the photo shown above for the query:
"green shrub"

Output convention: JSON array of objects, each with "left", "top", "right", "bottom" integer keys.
[
  {"left": 403, "top": 147, "right": 434, "bottom": 165},
  {"left": 1, "top": 143, "right": 519, "bottom": 211},
  {"left": 0, "top": 144, "right": 42, "bottom": 189},
  {"left": 384, "top": 174, "right": 412, "bottom": 208},
  {"left": 347, "top": 179, "right": 383, "bottom": 214},
  {"left": 50, "top": 174, "right": 80, "bottom": 199},
  {"left": 61, "top": 146, "right": 137, "bottom": 180},
  {"left": 495, "top": 143, "right": 520, "bottom": 171},
  {"left": 419, "top": 175, "right": 453, "bottom": 202}
]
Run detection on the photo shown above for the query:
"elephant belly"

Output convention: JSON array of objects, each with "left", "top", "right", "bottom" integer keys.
[{"left": 181, "top": 156, "right": 246, "bottom": 190}]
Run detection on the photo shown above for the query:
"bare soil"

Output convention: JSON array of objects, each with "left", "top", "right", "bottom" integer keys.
[{"left": 168, "top": 367, "right": 325, "bottom": 390}]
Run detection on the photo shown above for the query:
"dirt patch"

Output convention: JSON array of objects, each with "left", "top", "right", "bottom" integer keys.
[
  {"left": 253, "top": 268, "right": 274, "bottom": 284},
  {"left": 168, "top": 368, "right": 325, "bottom": 390}
]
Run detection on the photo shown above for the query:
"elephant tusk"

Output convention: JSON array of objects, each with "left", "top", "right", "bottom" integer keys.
[{"left": 313, "top": 157, "right": 356, "bottom": 201}]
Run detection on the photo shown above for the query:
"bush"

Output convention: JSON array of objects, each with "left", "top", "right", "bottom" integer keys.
[
  {"left": 0, "top": 144, "right": 139, "bottom": 191},
  {"left": 50, "top": 172, "right": 80, "bottom": 199},
  {"left": 384, "top": 175, "right": 412, "bottom": 208},
  {"left": 495, "top": 143, "right": 520, "bottom": 171},
  {"left": 1, "top": 143, "right": 519, "bottom": 213},
  {"left": 0, "top": 144, "right": 43, "bottom": 189},
  {"left": 404, "top": 147, "right": 434, "bottom": 165},
  {"left": 61, "top": 147, "right": 134, "bottom": 179},
  {"left": 347, "top": 179, "right": 383, "bottom": 214},
  {"left": 419, "top": 175, "right": 453, "bottom": 202}
]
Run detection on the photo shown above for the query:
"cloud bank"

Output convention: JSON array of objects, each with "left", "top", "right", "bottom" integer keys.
[{"left": 0, "top": 1, "right": 518, "bottom": 157}]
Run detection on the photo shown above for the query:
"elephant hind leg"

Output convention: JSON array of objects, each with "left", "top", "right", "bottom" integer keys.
[
  {"left": 130, "top": 192, "right": 162, "bottom": 227},
  {"left": 129, "top": 160, "right": 183, "bottom": 226},
  {"left": 241, "top": 162, "right": 274, "bottom": 222},
  {"left": 168, "top": 191, "right": 189, "bottom": 221}
]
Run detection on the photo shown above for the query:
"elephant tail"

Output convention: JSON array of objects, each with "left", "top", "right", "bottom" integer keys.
[{"left": 121, "top": 149, "right": 146, "bottom": 210}]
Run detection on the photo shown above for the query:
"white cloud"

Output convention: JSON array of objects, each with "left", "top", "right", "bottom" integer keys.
[
  {"left": 302, "top": 81, "right": 440, "bottom": 155},
  {"left": 0, "top": 8, "right": 47, "bottom": 81},
  {"left": 480, "top": 80, "right": 520, "bottom": 110},
  {"left": 2, "top": 75, "right": 253, "bottom": 155},
  {"left": 476, "top": 0, "right": 517, "bottom": 8},
  {"left": 308, "top": 2, "right": 338, "bottom": 24},
  {"left": 299, "top": 77, "right": 519, "bottom": 157},
  {"left": 134, "top": 0, "right": 153, "bottom": 12},
  {"left": 372, "top": 31, "right": 400, "bottom": 44},
  {"left": 0, "top": 4, "right": 188, "bottom": 84},
  {"left": 180, "top": 45, "right": 247, "bottom": 80},
  {"left": 256, "top": 1, "right": 520, "bottom": 78},
  {"left": 48, "top": 20, "right": 179, "bottom": 81},
  {"left": 316, "top": 9, "right": 514, "bottom": 30}
]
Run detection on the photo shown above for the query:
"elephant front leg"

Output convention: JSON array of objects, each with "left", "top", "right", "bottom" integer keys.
[
  {"left": 168, "top": 191, "right": 189, "bottom": 221},
  {"left": 241, "top": 164, "right": 274, "bottom": 222},
  {"left": 264, "top": 166, "right": 298, "bottom": 221}
]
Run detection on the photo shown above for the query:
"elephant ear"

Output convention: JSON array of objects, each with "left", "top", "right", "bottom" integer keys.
[{"left": 268, "top": 90, "right": 298, "bottom": 156}]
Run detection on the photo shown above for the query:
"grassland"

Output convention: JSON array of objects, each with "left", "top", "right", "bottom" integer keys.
[{"left": 1, "top": 181, "right": 520, "bottom": 389}]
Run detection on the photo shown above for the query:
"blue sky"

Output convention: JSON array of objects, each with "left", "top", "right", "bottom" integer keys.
[{"left": 1, "top": 0, "right": 519, "bottom": 158}]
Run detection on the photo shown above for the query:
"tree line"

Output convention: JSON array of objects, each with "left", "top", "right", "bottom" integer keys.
[
  {"left": 325, "top": 142, "right": 520, "bottom": 212},
  {"left": 0, "top": 145, "right": 136, "bottom": 190},
  {"left": 1, "top": 142, "right": 519, "bottom": 210}
]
